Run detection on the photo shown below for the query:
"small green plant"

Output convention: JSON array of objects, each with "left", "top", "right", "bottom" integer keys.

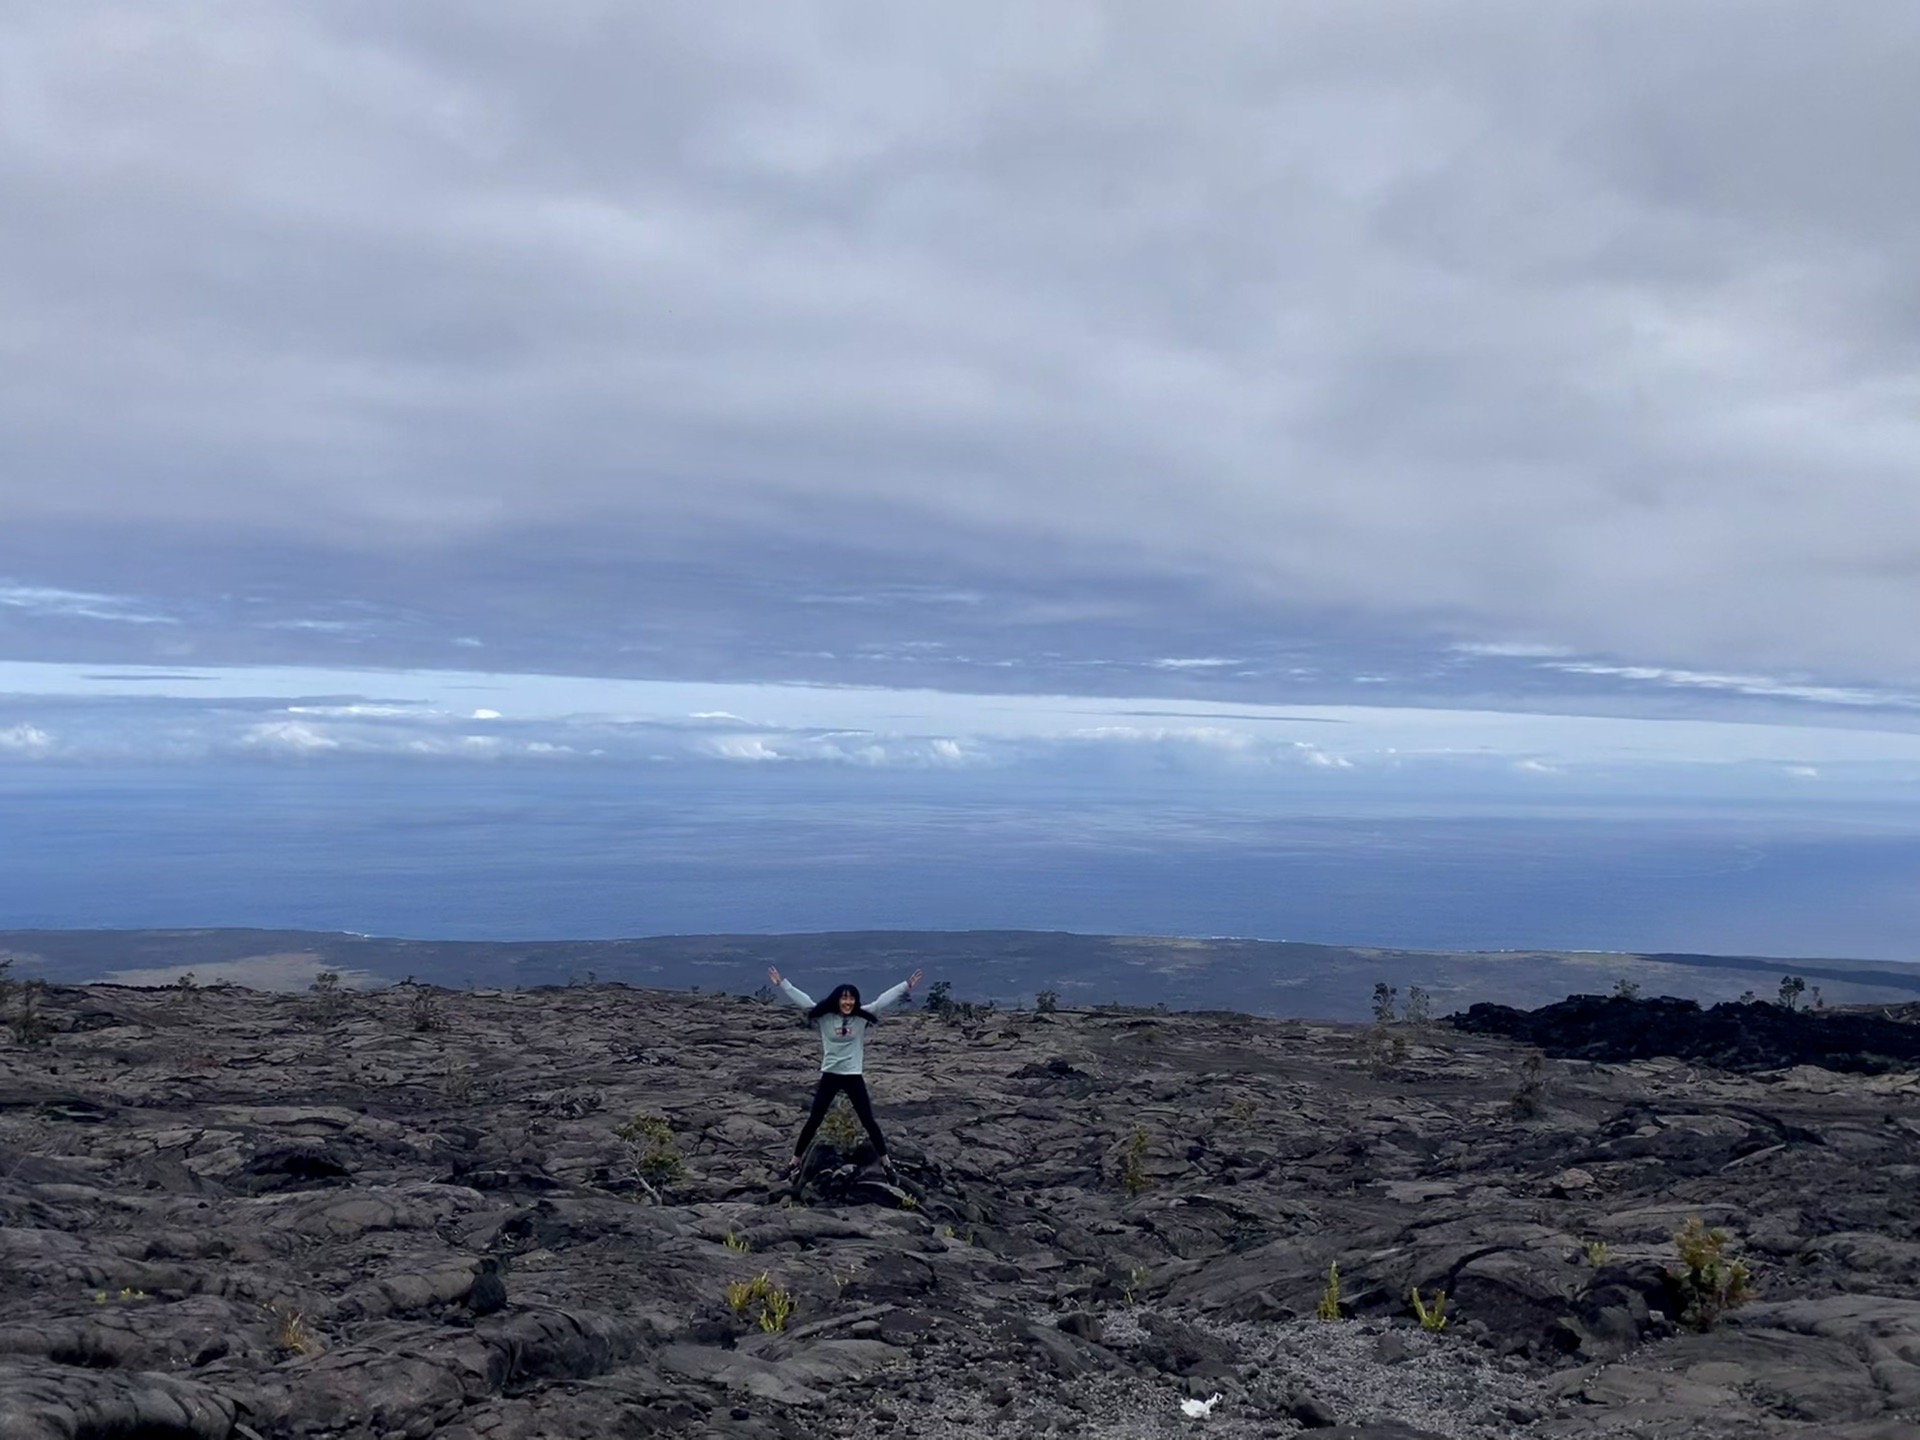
[
  {"left": 723, "top": 1228, "right": 752, "bottom": 1253},
  {"left": 1121, "top": 1264, "right": 1152, "bottom": 1306},
  {"left": 758, "top": 1284, "right": 794, "bottom": 1332},
  {"left": 273, "top": 1305, "right": 319, "bottom": 1355},
  {"left": 726, "top": 1274, "right": 767, "bottom": 1313},
  {"left": 442, "top": 1064, "right": 476, "bottom": 1104},
  {"left": 1668, "top": 1216, "right": 1755, "bottom": 1331},
  {"left": 1778, "top": 975, "right": 1806, "bottom": 1012},
  {"left": 614, "top": 1111, "right": 683, "bottom": 1192},
  {"left": 407, "top": 986, "right": 445, "bottom": 1032},
  {"left": 898, "top": 1192, "right": 920, "bottom": 1211},
  {"left": 1370, "top": 982, "right": 1398, "bottom": 1025},
  {"left": 725, "top": 1272, "right": 794, "bottom": 1331},
  {"left": 1035, "top": 989, "right": 1059, "bottom": 1015},
  {"left": 924, "top": 980, "right": 954, "bottom": 1019},
  {"left": 1510, "top": 1051, "right": 1548, "bottom": 1119},
  {"left": 1410, "top": 1286, "right": 1448, "bottom": 1331},
  {"left": 175, "top": 971, "right": 199, "bottom": 1000},
  {"left": 307, "top": 970, "right": 349, "bottom": 1024},
  {"left": 818, "top": 1098, "right": 866, "bottom": 1156},
  {"left": 1403, "top": 985, "right": 1431, "bottom": 1025},
  {"left": 1120, "top": 1125, "right": 1151, "bottom": 1196},
  {"left": 1611, "top": 978, "right": 1640, "bottom": 1001},
  {"left": 1585, "top": 1239, "right": 1611, "bottom": 1267},
  {"left": 1315, "top": 1261, "right": 1342, "bottom": 1322},
  {"left": 7, "top": 977, "right": 53, "bottom": 1049}
]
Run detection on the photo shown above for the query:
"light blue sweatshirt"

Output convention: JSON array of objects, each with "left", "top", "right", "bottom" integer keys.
[{"left": 778, "top": 978, "right": 913, "bottom": 1074}]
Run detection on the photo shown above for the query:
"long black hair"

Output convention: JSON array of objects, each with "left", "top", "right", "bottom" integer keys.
[{"left": 807, "top": 984, "right": 879, "bottom": 1025}]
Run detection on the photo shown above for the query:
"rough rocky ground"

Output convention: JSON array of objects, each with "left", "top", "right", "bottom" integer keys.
[{"left": 3, "top": 981, "right": 1919, "bottom": 1439}]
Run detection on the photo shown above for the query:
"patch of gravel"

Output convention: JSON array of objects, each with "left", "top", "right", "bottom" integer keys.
[{"left": 840, "top": 1306, "right": 1556, "bottom": 1439}]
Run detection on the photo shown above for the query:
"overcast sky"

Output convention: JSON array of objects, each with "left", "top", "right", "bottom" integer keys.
[{"left": 4, "top": 2, "right": 1919, "bottom": 704}]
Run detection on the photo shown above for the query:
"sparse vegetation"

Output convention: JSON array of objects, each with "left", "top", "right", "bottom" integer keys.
[
  {"left": 1778, "top": 975, "right": 1806, "bottom": 1012},
  {"left": 1510, "top": 1050, "right": 1548, "bottom": 1118},
  {"left": 307, "top": 970, "right": 349, "bottom": 1024},
  {"left": 3, "top": 966, "right": 53, "bottom": 1049},
  {"left": 1410, "top": 1286, "right": 1449, "bottom": 1331},
  {"left": 273, "top": 1305, "right": 319, "bottom": 1355},
  {"left": 1120, "top": 1125, "right": 1151, "bottom": 1195},
  {"left": 924, "top": 980, "right": 954, "bottom": 1019},
  {"left": 1315, "top": 1261, "right": 1342, "bottom": 1321},
  {"left": 407, "top": 985, "right": 446, "bottom": 1032},
  {"left": 1121, "top": 1264, "right": 1152, "bottom": 1306},
  {"left": 1035, "top": 989, "right": 1059, "bottom": 1015},
  {"left": 174, "top": 971, "right": 199, "bottom": 1002},
  {"left": 441, "top": 1064, "right": 477, "bottom": 1104},
  {"left": 725, "top": 1272, "right": 794, "bottom": 1332},
  {"left": 758, "top": 1284, "right": 794, "bottom": 1332},
  {"left": 1611, "top": 979, "right": 1641, "bottom": 1001},
  {"left": 613, "top": 1111, "right": 683, "bottom": 1196},
  {"left": 1403, "top": 985, "right": 1431, "bottom": 1025},
  {"left": 1585, "top": 1239, "right": 1611, "bottom": 1267},
  {"left": 818, "top": 1097, "right": 867, "bottom": 1156},
  {"left": 1668, "top": 1216, "right": 1755, "bottom": 1330},
  {"left": 723, "top": 1227, "right": 752, "bottom": 1253},
  {"left": 1371, "top": 982, "right": 1398, "bottom": 1025}
]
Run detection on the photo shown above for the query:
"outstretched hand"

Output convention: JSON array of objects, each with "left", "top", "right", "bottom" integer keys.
[
  {"left": 767, "top": 967, "right": 782, "bottom": 987},
  {"left": 908, "top": 969, "right": 924, "bottom": 991}
]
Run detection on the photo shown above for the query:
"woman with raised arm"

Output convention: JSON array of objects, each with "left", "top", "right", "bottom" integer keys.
[{"left": 768, "top": 965, "right": 923, "bottom": 1181}]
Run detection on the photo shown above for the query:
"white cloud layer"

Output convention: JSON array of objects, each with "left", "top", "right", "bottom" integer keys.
[
  {"left": 4, "top": 5, "right": 1920, "bottom": 685},
  {"left": 6, "top": 663, "right": 1920, "bottom": 800}
]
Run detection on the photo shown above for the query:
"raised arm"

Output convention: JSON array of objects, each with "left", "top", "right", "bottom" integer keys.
[
  {"left": 769, "top": 967, "right": 815, "bottom": 1010},
  {"left": 868, "top": 969, "right": 923, "bottom": 1016}
]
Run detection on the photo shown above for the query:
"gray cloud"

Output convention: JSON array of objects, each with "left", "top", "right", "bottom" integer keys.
[{"left": 4, "top": 2, "right": 1919, "bottom": 683}]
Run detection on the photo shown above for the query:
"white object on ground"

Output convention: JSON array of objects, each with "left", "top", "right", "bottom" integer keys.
[{"left": 1180, "top": 1392, "right": 1222, "bottom": 1418}]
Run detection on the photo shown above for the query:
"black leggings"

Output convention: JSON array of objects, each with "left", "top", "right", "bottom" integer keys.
[{"left": 794, "top": 1072, "right": 886, "bottom": 1158}]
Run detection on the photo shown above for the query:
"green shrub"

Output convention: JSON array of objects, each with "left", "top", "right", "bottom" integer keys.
[
  {"left": 1120, "top": 1125, "right": 1151, "bottom": 1195},
  {"left": 1668, "top": 1217, "right": 1755, "bottom": 1330},
  {"left": 1035, "top": 990, "right": 1059, "bottom": 1015},
  {"left": 724, "top": 1272, "right": 793, "bottom": 1332},
  {"left": 818, "top": 1097, "right": 867, "bottom": 1156},
  {"left": 1315, "top": 1261, "right": 1342, "bottom": 1321},
  {"left": 6, "top": 977, "right": 53, "bottom": 1049},
  {"left": 1410, "top": 1286, "right": 1448, "bottom": 1331},
  {"left": 1510, "top": 1051, "right": 1548, "bottom": 1118},
  {"left": 614, "top": 1111, "right": 683, "bottom": 1189},
  {"left": 407, "top": 986, "right": 445, "bottom": 1032}
]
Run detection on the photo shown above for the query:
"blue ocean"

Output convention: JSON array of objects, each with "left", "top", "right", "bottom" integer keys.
[{"left": 4, "top": 760, "right": 1919, "bottom": 963}]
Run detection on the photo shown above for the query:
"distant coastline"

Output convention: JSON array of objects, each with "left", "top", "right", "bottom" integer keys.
[{"left": 6, "top": 926, "right": 1917, "bottom": 1024}]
